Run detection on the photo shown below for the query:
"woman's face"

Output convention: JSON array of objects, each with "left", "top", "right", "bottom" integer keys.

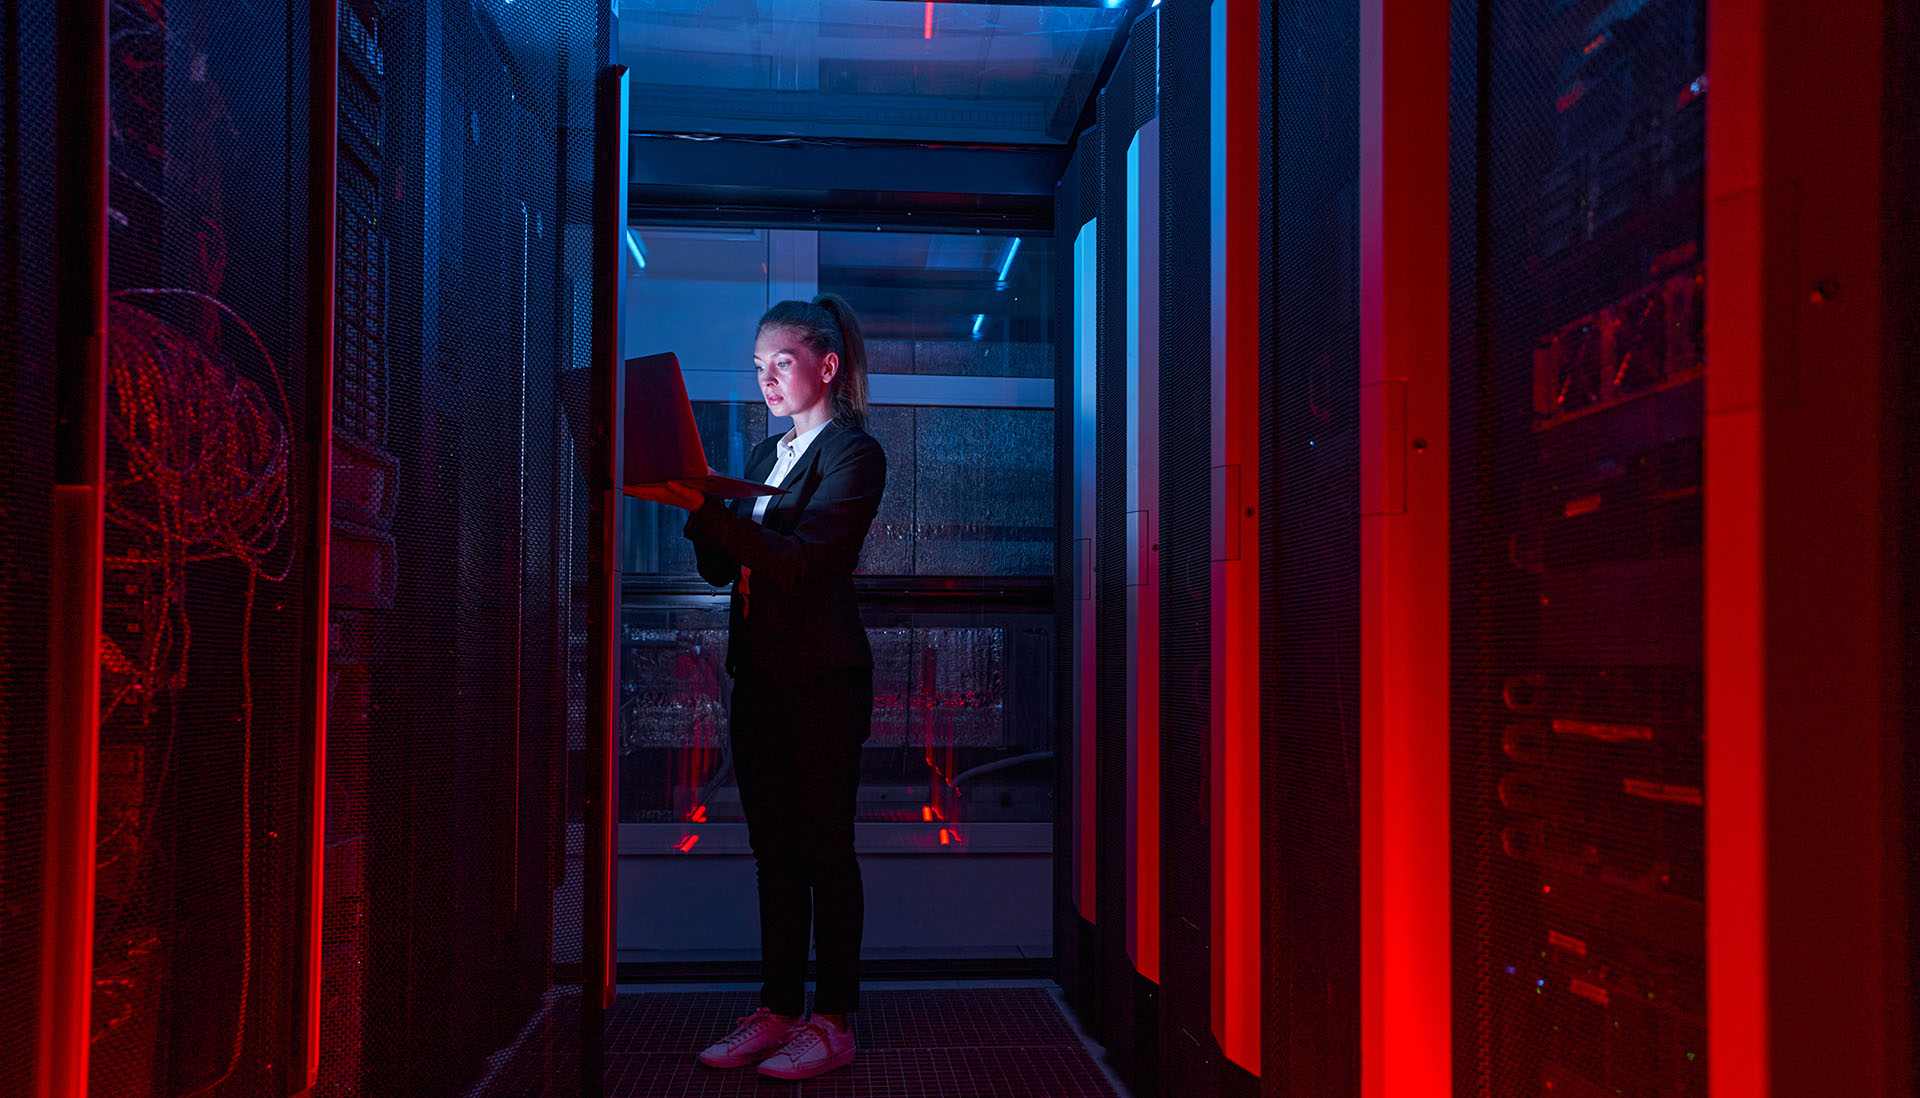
[{"left": 754, "top": 326, "right": 838, "bottom": 422}]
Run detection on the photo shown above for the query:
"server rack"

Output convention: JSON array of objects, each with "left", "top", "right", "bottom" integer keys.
[
  {"left": 12, "top": 1, "right": 602, "bottom": 1095},
  {"left": 1448, "top": 1, "right": 1707, "bottom": 1095}
]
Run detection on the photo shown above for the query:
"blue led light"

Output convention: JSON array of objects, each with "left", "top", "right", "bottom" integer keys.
[
  {"left": 996, "top": 237, "right": 1023, "bottom": 285},
  {"left": 625, "top": 229, "right": 646, "bottom": 270},
  {"left": 1504, "top": 965, "right": 1516, "bottom": 976},
  {"left": 971, "top": 313, "right": 987, "bottom": 340}
]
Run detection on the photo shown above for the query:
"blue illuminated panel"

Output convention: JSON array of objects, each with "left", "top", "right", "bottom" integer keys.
[
  {"left": 1124, "top": 120, "right": 1161, "bottom": 981},
  {"left": 1072, "top": 216, "right": 1098, "bottom": 919}
]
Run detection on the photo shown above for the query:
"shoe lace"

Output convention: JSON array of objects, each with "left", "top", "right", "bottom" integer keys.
[
  {"left": 778, "top": 1021, "right": 832, "bottom": 1058},
  {"left": 726, "top": 1007, "right": 784, "bottom": 1047}
]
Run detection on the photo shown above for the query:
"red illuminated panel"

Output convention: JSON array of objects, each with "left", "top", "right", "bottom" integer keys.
[
  {"left": 1706, "top": 4, "right": 1897, "bottom": 1097},
  {"left": 1358, "top": 1, "right": 1450, "bottom": 1096},
  {"left": 1210, "top": 0, "right": 1261, "bottom": 1073}
]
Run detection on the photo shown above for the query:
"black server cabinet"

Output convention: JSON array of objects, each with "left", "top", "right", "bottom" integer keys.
[
  {"left": 1448, "top": 2, "right": 1707, "bottom": 1096},
  {"left": 333, "top": 1, "right": 594, "bottom": 1094},
  {"left": 1262, "top": 1, "right": 1362, "bottom": 1095},
  {"left": 1094, "top": 11, "right": 1160, "bottom": 1096},
  {"left": 1153, "top": 0, "right": 1219, "bottom": 1090}
]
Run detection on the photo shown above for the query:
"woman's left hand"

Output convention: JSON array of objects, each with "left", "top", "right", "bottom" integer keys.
[{"left": 631, "top": 481, "right": 707, "bottom": 511}]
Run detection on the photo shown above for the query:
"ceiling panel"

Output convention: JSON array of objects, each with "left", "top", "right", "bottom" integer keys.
[{"left": 618, "top": 0, "right": 1127, "bottom": 143}]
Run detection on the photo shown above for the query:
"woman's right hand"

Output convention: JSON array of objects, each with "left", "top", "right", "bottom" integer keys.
[{"left": 632, "top": 481, "right": 707, "bottom": 511}]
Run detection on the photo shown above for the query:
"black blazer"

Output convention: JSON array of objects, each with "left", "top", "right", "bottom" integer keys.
[{"left": 683, "top": 422, "right": 886, "bottom": 686}]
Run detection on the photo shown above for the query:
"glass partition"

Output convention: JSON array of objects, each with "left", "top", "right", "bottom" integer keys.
[
  {"left": 620, "top": 602, "right": 1052, "bottom": 827},
  {"left": 618, "top": 225, "right": 1056, "bottom": 851}
]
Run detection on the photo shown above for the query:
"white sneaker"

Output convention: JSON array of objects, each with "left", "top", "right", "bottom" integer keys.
[
  {"left": 756, "top": 1017, "right": 856, "bottom": 1080},
  {"left": 695, "top": 1007, "right": 801, "bottom": 1069}
]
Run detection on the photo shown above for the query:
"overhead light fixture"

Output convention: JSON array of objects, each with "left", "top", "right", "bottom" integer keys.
[
  {"left": 995, "top": 237, "right": 1022, "bottom": 288},
  {"left": 625, "top": 228, "right": 646, "bottom": 270}
]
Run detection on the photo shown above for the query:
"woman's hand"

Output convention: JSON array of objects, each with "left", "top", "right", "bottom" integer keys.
[{"left": 631, "top": 481, "right": 707, "bottom": 511}]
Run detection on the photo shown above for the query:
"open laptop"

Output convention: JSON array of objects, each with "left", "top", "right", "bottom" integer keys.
[{"left": 558, "top": 351, "right": 784, "bottom": 498}]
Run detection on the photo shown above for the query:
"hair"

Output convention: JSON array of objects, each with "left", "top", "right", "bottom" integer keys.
[{"left": 756, "top": 293, "right": 869, "bottom": 428}]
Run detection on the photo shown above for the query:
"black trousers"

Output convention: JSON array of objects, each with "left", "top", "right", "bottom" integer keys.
[{"left": 729, "top": 664, "right": 871, "bottom": 1016}]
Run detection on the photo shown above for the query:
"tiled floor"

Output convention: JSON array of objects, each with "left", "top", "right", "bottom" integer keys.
[{"left": 605, "top": 984, "right": 1125, "bottom": 1098}]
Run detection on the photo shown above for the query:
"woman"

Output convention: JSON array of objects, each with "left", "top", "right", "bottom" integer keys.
[{"left": 636, "top": 294, "right": 885, "bottom": 1081}]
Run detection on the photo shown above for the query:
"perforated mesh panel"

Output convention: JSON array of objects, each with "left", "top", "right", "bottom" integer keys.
[
  {"left": 1448, "top": 1, "right": 1706, "bottom": 1094},
  {"left": 92, "top": 4, "right": 315, "bottom": 1093},
  {"left": 1152, "top": 0, "right": 1218, "bottom": 1094},
  {"left": 326, "top": 1, "right": 595, "bottom": 1094},
  {"left": 1256, "top": 3, "right": 1361, "bottom": 1096},
  {"left": 0, "top": 2, "right": 58, "bottom": 1092}
]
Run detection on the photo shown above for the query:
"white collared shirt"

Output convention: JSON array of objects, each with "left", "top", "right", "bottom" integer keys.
[{"left": 751, "top": 419, "right": 829, "bottom": 523}]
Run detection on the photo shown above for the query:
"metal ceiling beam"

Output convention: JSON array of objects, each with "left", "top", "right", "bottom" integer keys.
[
  {"left": 628, "top": 134, "right": 1067, "bottom": 196},
  {"left": 848, "top": 0, "right": 1126, "bottom": 7},
  {"left": 625, "top": 132, "right": 1062, "bottom": 230}
]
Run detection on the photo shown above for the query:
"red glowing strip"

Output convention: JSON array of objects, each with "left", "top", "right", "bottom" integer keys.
[
  {"left": 689, "top": 805, "right": 708, "bottom": 823},
  {"left": 1557, "top": 80, "right": 1585, "bottom": 114},
  {"left": 922, "top": 805, "right": 933, "bottom": 822},
  {"left": 1582, "top": 32, "right": 1607, "bottom": 55},
  {"left": 1706, "top": 7, "right": 1767, "bottom": 1092},
  {"left": 1360, "top": 1, "right": 1451, "bottom": 1095},
  {"left": 676, "top": 835, "right": 700, "bottom": 853},
  {"left": 924, "top": 2, "right": 934, "bottom": 39},
  {"left": 301, "top": 0, "right": 339, "bottom": 1087},
  {"left": 1568, "top": 978, "right": 1610, "bottom": 1006},
  {"left": 1547, "top": 930, "right": 1588, "bottom": 956},
  {"left": 938, "top": 828, "right": 951, "bottom": 846},
  {"left": 1078, "top": 576, "right": 1096, "bottom": 919}
]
